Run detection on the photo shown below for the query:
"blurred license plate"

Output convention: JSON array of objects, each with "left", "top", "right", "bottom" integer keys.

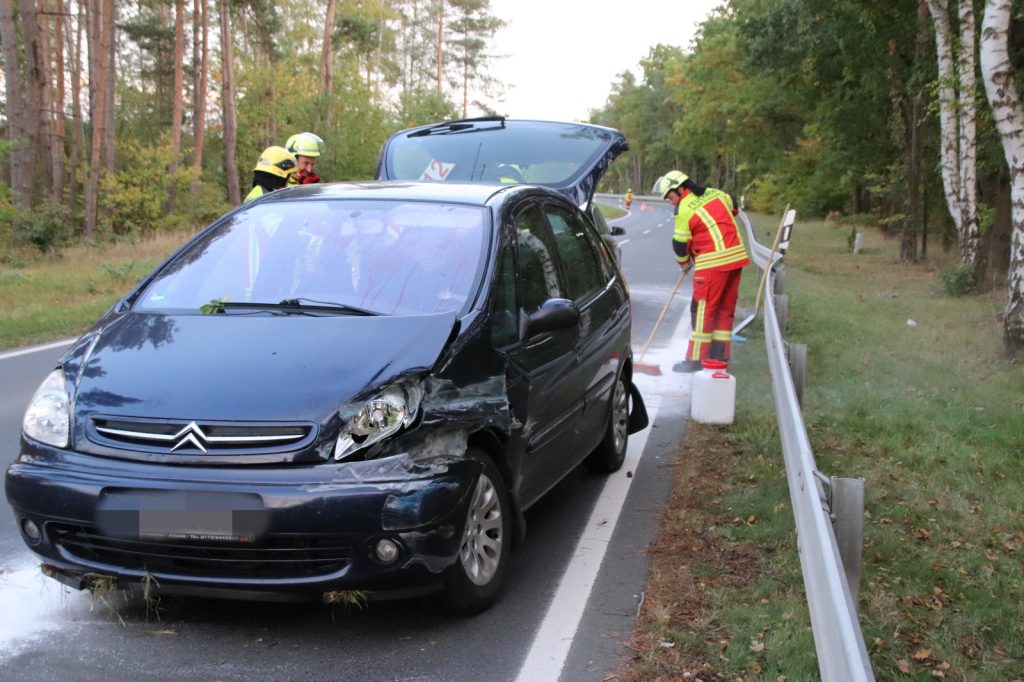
[{"left": 97, "top": 490, "right": 268, "bottom": 542}]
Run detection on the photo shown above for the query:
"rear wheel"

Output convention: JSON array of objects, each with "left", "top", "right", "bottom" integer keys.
[
  {"left": 442, "top": 448, "right": 510, "bottom": 614},
  {"left": 586, "top": 372, "right": 629, "bottom": 473}
]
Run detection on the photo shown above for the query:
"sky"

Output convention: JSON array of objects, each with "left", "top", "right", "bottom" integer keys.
[{"left": 479, "top": 0, "right": 724, "bottom": 122}]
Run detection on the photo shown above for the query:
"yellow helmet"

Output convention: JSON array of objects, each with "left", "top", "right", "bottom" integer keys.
[
  {"left": 652, "top": 170, "right": 689, "bottom": 198},
  {"left": 254, "top": 146, "right": 297, "bottom": 179},
  {"left": 285, "top": 132, "right": 324, "bottom": 158}
]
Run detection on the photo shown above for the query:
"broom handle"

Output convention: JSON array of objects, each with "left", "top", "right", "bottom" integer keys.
[
  {"left": 753, "top": 203, "right": 791, "bottom": 318},
  {"left": 638, "top": 265, "right": 689, "bottom": 363}
]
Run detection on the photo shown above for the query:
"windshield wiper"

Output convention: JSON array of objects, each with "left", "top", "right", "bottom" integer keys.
[
  {"left": 408, "top": 116, "right": 506, "bottom": 138},
  {"left": 203, "top": 299, "right": 377, "bottom": 316}
]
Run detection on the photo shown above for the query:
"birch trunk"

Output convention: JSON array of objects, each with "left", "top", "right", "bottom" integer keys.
[
  {"left": 436, "top": 0, "right": 444, "bottom": 97},
  {"left": 980, "top": 0, "right": 1024, "bottom": 354},
  {"left": 925, "top": 0, "right": 963, "bottom": 236},
  {"left": 191, "top": 0, "right": 208, "bottom": 194},
  {"left": 219, "top": 0, "right": 240, "bottom": 205},
  {"left": 164, "top": 0, "right": 185, "bottom": 215},
  {"left": 102, "top": 0, "right": 115, "bottom": 173},
  {"left": 957, "top": 0, "right": 981, "bottom": 276}
]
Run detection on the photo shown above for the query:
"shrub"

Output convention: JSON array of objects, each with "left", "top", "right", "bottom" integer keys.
[
  {"left": 941, "top": 262, "right": 976, "bottom": 297},
  {"left": 12, "top": 200, "right": 74, "bottom": 253}
]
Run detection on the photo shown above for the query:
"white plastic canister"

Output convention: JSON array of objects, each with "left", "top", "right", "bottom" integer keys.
[{"left": 690, "top": 359, "right": 736, "bottom": 424}]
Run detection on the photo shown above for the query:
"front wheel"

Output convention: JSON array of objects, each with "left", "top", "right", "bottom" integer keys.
[
  {"left": 442, "top": 448, "right": 510, "bottom": 614},
  {"left": 586, "top": 372, "right": 629, "bottom": 473}
]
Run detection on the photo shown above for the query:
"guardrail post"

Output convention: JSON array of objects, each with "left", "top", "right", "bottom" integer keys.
[
  {"left": 773, "top": 264, "right": 786, "bottom": 296},
  {"left": 787, "top": 343, "right": 807, "bottom": 407},
  {"left": 830, "top": 477, "right": 865, "bottom": 603},
  {"left": 774, "top": 293, "right": 788, "bottom": 333}
]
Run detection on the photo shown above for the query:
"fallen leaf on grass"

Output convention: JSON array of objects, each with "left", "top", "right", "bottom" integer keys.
[
  {"left": 912, "top": 528, "right": 934, "bottom": 540},
  {"left": 145, "top": 629, "right": 177, "bottom": 637},
  {"left": 912, "top": 648, "right": 932, "bottom": 660},
  {"left": 750, "top": 640, "right": 765, "bottom": 653},
  {"left": 898, "top": 660, "right": 912, "bottom": 674}
]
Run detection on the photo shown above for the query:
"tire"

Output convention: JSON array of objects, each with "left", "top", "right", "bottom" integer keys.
[
  {"left": 442, "top": 448, "right": 510, "bottom": 614},
  {"left": 586, "top": 371, "right": 629, "bottom": 473}
]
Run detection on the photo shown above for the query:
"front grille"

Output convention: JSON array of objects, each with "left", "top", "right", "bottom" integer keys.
[
  {"left": 90, "top": 417, "right": 314, "bottom": 455},
  {"left": 51, "top": 524, "right": 353, "bottom": 579}
]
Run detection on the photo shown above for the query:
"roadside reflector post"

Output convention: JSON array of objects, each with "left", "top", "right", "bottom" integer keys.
[{"left": 829, "top": 476, "right": 865, "bottom": 603}]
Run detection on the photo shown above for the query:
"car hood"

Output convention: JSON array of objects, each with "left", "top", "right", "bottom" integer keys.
[
  {"left": 68, "top": 311, "right": 457, "bottom": 422},
  {"left": 376, "top": 118, "right": 628, "bottom": 207}
]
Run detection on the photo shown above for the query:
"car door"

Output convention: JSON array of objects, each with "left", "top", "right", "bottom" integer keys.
[
  {"left": 541, "top": 202, "right": 627, "bottom": 458},
  {"left": 495, "top": 201, "right": 582, "bottom": 503}
]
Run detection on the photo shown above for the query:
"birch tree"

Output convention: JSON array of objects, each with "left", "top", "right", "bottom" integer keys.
[
  {"left": 925, "top": 0, "right": 982, "bottom": 279},
  {"left": 979, "top": 0, "right": 1024, "bottom": 355},
  {"left": 191, "top": 0, "right": 208, "bottom": 194}
]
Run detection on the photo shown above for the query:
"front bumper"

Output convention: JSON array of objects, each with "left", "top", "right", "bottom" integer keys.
[{"left": 6, "top": 441, "right": 481, "bottom": 600}]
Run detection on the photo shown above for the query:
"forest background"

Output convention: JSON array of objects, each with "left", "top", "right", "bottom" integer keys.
[{"left": 0, "top": 0, "right": 1023, "bottom": 351}]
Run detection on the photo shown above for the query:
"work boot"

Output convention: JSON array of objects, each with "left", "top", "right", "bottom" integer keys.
[{"left": 672, "top": 360, "right": 703, "bottom": 373}]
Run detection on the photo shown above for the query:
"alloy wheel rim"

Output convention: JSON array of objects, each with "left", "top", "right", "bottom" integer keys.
[
  {"left": 459, "top": 471, "right": 504, "bottom": 586},
  {"left": 612, "top": 378, "right": 629, "bottom": 454}
]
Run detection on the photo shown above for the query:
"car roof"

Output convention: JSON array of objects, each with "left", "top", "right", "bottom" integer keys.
[{"left": 253, "top": 180, "right": 513, "bottom": 206}]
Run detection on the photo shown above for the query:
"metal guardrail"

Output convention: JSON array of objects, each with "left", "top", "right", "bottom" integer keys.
[{"left": 736, "top": 211, "right": 875, "bottom": 682}]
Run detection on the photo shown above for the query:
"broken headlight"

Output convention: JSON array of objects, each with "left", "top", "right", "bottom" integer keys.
[
  {"left": 23, "top": 369, "right": 71, "bottom": 448},
  {"left": 334, "top": 380, "right": 424, "bottom": 461}
]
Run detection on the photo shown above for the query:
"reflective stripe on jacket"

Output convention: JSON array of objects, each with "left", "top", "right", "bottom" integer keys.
[{"left": 672, "top": 187, "right": 750, "bottom": 271}]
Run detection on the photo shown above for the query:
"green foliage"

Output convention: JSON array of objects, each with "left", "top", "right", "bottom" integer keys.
[
  {"left": 941, "top": 262, "right": 976, "bottom": 297},
  {"left": 200, "top": 298, "right": 226, "bottom": 315},
  {"left": 12, "top": 200, "right": 74, "bottom": 253}
]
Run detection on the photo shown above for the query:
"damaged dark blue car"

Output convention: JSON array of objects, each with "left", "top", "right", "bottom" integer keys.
[{"left": 6, "top": 119, "right": 647, "bottom": 613}]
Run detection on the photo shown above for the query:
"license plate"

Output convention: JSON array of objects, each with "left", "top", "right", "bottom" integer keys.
[{"left": 97, "top": 490, "right": 268, "bottom": 542}]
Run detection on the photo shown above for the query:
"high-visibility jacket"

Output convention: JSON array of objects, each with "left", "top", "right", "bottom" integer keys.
[
  {"left": 243, "top": 185, "right": 266, "bottom": 204},
  {"left": 672, "top": 187, "right": 749, "bottom": 272}
]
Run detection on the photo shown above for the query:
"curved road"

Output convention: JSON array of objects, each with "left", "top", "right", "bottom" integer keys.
[{"left": 0, "top": 196, "right": 695, "bottom": 682}]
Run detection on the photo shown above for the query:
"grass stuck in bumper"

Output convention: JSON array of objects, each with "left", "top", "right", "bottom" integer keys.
[{"left": 618, "top": 216, "right": 1024, "bottom": 681}]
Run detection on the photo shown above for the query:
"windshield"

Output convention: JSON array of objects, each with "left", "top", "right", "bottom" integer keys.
[
  {"left": 135, "top": 200, "right": 488, "bottom": 316},
  {"left": 385, "top": 122, "right": 616, "bottom": 187}
]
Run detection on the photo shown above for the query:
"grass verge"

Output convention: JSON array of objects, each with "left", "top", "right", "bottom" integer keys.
[
  {"left": 598, "top": 202, "right": 628, "bottom": 220},
  {"left": 618, "top": 216, "right": 1024, "bottom": 681},
  {"left": 0, "top": 232, "right": 193, "bottom": 350}
]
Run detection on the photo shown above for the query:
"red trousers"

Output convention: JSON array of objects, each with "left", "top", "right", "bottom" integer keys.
[{"left": 687, "top": 266, "right": 743, "bottom": 362}]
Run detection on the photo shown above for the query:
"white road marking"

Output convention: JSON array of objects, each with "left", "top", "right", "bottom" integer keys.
[
  {"left": 617, "top": 239, "right": 629, "bottom": 246},
  {"left": 0, "top": 339, "right": 74, "bottom": 362},
  {"left": 515, "top": 310, "right": 693, "bottom": 682},
  {"left": 642, "top": 229, "right": 651, "bottom": 235}
]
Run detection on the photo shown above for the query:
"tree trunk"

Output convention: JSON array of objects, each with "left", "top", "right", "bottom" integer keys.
[
  {"left": 957, "top": 0, "right": 982, "bottom": 278},
  {"left": 190, "top": 0, "right": 208, "bottom": 194},
  {"left": 84, "top": 0, "right": 113, "bottom": 238},
  {"left": 219, "top": 0, "right": 240, "bottom": 205},
  {"left": 102, "top": 0, "right": 115, "bottom": 173},
  {"left": 903, "top": 0, "right": 929, "bottom": 262},
  {"left": 925, "top": 0, "right": 963, "bottom": 236},
  {"left": 164, "top": 0, "right": 185, "bottom": 215},
  {"left": 318, "top": 0, "right": 336, "bottom": 130},
  {"left": 979, "top": 0, "right": 1024, "bottom": 355},
  {"left": 67, "top": 0, "right": 84, "bottom": 213},
  {"left": 0, "top": 0, "right": 32, "bottom": 208},
  {"left": 50, "top": 0, "right": 66, "bottom": 202},
  {"left": 436, "top": 0, "right": 444, "bottom": 97}
]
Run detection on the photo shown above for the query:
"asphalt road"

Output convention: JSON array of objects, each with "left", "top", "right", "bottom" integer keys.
[{"left": 0, "top": 196, "right": 695, "bottom": 682}]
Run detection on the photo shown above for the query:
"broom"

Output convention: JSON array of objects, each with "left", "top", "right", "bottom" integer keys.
[{"left": 634, "top": 265, "right": 690, "bottom": 376}]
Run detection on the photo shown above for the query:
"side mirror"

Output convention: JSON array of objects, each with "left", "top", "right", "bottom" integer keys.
[
  {"left": 610, "top": 226, "right": 625, "bottom": 236},
  {"left": 523, "top": 298, "right": 579, "bottom": 339}
]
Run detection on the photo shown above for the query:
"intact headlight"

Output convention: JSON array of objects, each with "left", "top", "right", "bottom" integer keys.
[
  {"left": 23, "top": 369, "right": 71, "bottom": 448},
  {"left": 334, "top": 381, "right": 423, "bottom": 461}
]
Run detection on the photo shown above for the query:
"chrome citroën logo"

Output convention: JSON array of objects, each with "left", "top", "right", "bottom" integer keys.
[{"left": 170, "top": 421, "right": 210, "bottom": 453}]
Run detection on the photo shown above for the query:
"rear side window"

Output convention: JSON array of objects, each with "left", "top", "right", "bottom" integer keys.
[
  {"left": 514, "top": 205, "right": 564, "bottom": 314},
  {"left": 543, "top": 204, "right": 604, "bottom": 301}
]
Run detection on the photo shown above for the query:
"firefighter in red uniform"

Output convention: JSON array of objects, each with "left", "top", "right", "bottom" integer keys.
[{"left": 653, "top": 170, "right": 750, "bottom": 372}]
